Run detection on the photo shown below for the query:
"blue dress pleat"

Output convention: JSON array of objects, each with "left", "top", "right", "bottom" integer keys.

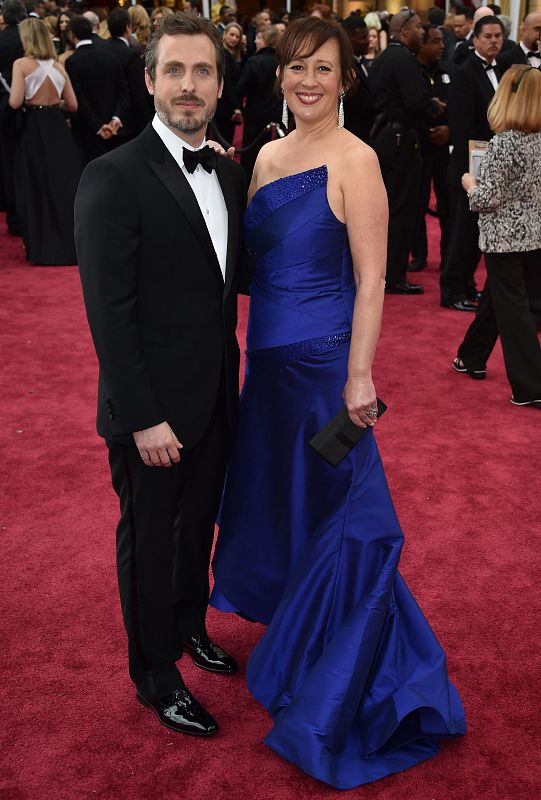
[{"left": 211, "top": 166, "right": 466, "bottom": 789}]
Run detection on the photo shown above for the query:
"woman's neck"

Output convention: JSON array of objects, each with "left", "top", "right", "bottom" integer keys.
[{"left": 290, "top": 115, "right": 339, "bottom": 144}]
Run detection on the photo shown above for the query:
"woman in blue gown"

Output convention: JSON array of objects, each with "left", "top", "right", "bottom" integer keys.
[{"left": 211, "top": 17, "right": 466, "bottom": 790}]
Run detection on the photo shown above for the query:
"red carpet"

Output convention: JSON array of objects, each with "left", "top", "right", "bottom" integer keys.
[{"left": 1, "top": 213, "right": 539, "bottom": 800}]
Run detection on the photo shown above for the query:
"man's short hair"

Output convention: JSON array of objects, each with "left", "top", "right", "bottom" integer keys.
[
  {"left": 69, "top": 15, "right": 92, "bottom": 41},
  {"left": 145, "top": 11, "right": 225, "bottom": 85},
  {"left": 341, "top": 15, "right": 367, "bottom": 33},
  {"left": 108, "top": 7, "right": 130, "bottom": 39},
  {"left": 456, "top": 7, "right": 474, "bottom": 21},
  {"left": 474, "top": 15, "right": 504, "bottom": 37},
  {"left": 23, "top": 0, "right": 43, "bottom": 13},
  {"left": 2, "top": 0, "right": 27, "bottom": 24},
  {"left": 219, "top": 5, "right": 232, "bottom": 17},
  {"left": 427, "top": 7, "right": 444, "bottom": 26},
  {"left": 421, "top": 23, "right": 438, "bottom": 43},
  {"left": 487, "top": 4, "right": 501, "bottom": 14}
]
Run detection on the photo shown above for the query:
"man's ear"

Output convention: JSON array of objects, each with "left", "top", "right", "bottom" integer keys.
[{"left": 144, "top": 69, "right": 155, "bottom": 96}]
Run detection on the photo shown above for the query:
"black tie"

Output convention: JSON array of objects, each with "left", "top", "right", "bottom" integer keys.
[
  {"left": 183, "top": 146, "right": 217, "bottom": 174},
  {"left": 527, "top": 51, "right": 540, "bottom": 58}
]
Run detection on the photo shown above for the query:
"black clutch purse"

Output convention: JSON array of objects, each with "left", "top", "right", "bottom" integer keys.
[{"left": 309, "top": 398, "right": 387, "bottom": 467}]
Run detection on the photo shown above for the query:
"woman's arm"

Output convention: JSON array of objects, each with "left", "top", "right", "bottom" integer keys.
[
  {"left": 8, "top": 60, "right": 25, "bottom": 109},
  {"left": 342, "top": 145, "right": 388, "bottom": 427},
  {"left": 466, "top": 135, "right": 513, "bottom": 212},
  {"left": 58, "top": 64, "right": 77, "bottom": 112}
]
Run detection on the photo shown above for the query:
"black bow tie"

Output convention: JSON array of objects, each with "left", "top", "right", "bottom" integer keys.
[
  {"left": 527, "top": 51, "right": 540, "bottom": 58},
  {"left": 479, "top": 59, "right": 495, "bottom": 71},
  {"left": 183, "top": 145, "right": 217, "bottom": 174}
]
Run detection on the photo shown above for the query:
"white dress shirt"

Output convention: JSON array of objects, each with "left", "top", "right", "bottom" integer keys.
[
  {"left": 520, "top": 41, "right": 541, "bottom": 69},
  {"left": 475, "top": 51, "right": 499, "bottom": 92},
  {"left": 152, "top": 114, "right": 228, "bottom": 281}
]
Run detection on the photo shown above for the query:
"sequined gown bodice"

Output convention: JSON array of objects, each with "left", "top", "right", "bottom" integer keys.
[{"left": 244, "top": 165, "right": 355, "bottom": 351}]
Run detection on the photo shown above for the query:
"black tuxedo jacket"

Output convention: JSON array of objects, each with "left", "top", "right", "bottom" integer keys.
[
  {"left": 106, "top": 37, "right": 140, "bottom": 70},
  {"left": 66, "top": 43, "right": 129, "bottom": 145},
  {"left": 75, "top": 125, "right": 247, "bottom": 447},
  {"left": 0, "top": 24, "right": 23, "bottom": 90},
  {"left": 447, "top": 55, "right": 501, "bottom": 187},
  {"left": 344, "top": 60, "right": 375, "bottom": 144},
  {"left": 497, "top": 43, "right": 540, "bottom": 74}
]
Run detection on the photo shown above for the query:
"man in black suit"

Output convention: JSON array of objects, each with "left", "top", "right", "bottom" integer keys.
[
  {"left": 106, "top": 7, "right": 139, "bottom": 140},
  {"left": 66, "top": 16, "right": 130, "bottom": 164},
  {"left": 450, "top": 6, "right": 474, "bottom": 65},
  {"left": 441, "top": 15, "right": 504, "bottom": 311},
  {"left": 0, "top": 0, "right": 25, "bottom": 235},
  {"left": 497, "top": 12, "right": 541, "bottom": 73},
  {"left": 75, "top": 13, "right": 246, "bottom": 737},
  {"left": 82, "top": 10, "right": 107, "bottom": 49},
  {"left": 341, "top": 15, "right": 374, "bottom": 144},
  {"left": 368, "top": 9, "right": 444, "bottom": 294},
  {"left": 410, "top": 24, "right": 454, "bottom": 273}
]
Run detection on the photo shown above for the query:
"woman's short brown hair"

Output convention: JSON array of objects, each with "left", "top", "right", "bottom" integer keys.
[
  {"left": 276, "top": 16, "right": 355, "bottom": 94},
  {"left": 488, "top": 64, "right": 541, "bottom": 133}
]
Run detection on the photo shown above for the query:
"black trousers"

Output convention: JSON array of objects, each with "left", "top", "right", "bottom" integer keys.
[
  {"left": 440, "top": 186, "right": 481, "bottom": 304},
  {"left": 411, "top": 144, "right": 450, "bottom": 268},
  {"left": 457, "top": 250, "right": 541, "bottom": 402},
  {"left": 373, "top": 126, "right": 422, "bottom": 285},
  {"left": 0, "top": 97, "right": 20, "bottom": 233},
  {"left": 107, "top": 382, "right": 230, "bottom": 699}
]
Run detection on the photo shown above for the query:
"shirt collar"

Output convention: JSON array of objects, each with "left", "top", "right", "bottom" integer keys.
[
  {"left": 475, "top": 50, "right": 497, "bottom": 67},
  {"left": 75, "top": 39, "right": 93, "bottom": 49},
  {"left": 520, "top": 41, "right": 538, "bottom": 55},
  {"left": 152, "top": 113, "right": 207, "bottom": 169},
  {"left": 116, "top": 36, "right": 130, "bottom": 47}
]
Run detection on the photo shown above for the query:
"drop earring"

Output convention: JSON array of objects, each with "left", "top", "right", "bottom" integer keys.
[
  {"left": 281, "top": 89, "right": 289, "bottom": 130},
  {"left": 338, "top": 92, "right": 345, "bottom": 130}
]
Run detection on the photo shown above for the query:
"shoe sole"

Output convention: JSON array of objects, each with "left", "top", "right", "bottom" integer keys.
[
  {"left": 509, "top": 398, "right": 541, "bottom": 408},
  {"left": 136, "top": 692, "right": 219, "bottom": 736},
  {"left": 452, "top": 361, "right": 486, "bottom": 380}
]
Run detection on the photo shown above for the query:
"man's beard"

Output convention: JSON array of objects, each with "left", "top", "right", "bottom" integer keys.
[{"left": 154, "top": 93, "right": 217, "bottom": 135}]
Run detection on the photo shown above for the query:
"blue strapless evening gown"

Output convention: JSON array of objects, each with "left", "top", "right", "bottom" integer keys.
[{"left": 210, "top": 166, "right": 466, "bottom": 789}]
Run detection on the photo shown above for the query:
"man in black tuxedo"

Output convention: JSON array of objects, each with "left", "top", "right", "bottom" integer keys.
[
  {"left": 75, "top": 12, "right": 246, "bottom": 737},
  {"left": 450, "top": 6, "right": 474, "bottom": 65},
  {"left": 341, "top": 15, "right": 375, "bottom": 144},
  {"left": 441, "top": 15, "right": 504, "bottom": 311},
  {"left": 0, "top": 0, "right": 25, "bottom": 235},
  {"left": 106, "top": 7, "right": 140, "bottom": 141},
  {"left": 82, "top": 10, "right": 107, "bottom": 49},
  {"left": 497, "top": 12, "right": 541, "bottom": 73},
  {"left": 66, "top": 16, "right": 130, "bottom": 164}
]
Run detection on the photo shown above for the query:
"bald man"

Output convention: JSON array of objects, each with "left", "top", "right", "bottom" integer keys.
[{"left": 497, "top": 12, "right": 541, "bottom": 72}]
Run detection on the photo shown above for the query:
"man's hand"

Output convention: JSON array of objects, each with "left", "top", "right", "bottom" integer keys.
[
  {"left": 133, "top": 421, "right": 183, "bottom": 467},
  {"left": 428, "top": 125, "right": 450, "bottom": 146},
  {"left": 98, "top": 124, "right": 114, "bottom": 140},
  {"left": 432, "top": 98, "right": 446, "bottom": 116},
  {"left": 108, "top": 118, "right": 121, "bottom": 135}
]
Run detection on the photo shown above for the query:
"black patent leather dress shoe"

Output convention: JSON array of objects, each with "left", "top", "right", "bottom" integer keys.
[
  {"left": 385, "top": 281, "right": 424, "bottom": 295},
  {"left": 183, "top": 635, "right": 239, "bottom": 674},
  {"left": 441, "top": 299, "right": 478, "bottom": 312},
  {"left": 136, "top": 687, "right": 218, "bottom": 736},
  {"left": 407, "top": 258, "right": 427, "bottom": 272}
]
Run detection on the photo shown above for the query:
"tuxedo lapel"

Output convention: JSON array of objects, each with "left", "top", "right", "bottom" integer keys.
[
  {"left": 216, "top": 158, "right": 239, "bottom": 299},
  {"left": 143, "top": 127, "right": 223, "bottom": 284}
]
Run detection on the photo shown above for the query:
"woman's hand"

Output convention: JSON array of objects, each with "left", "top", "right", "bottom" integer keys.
[
  {"left": 343, "top": 376, "right": 378, "bottom": 428},
  {"left": 461, "top": 172, "right": 477, "bottom": 194},
  {"left": 206, "top": 140, "right": 236, "bottom": 159}
]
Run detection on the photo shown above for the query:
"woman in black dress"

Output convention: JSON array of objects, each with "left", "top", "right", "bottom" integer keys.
[
  {"left": 214, "top": 22, "right": 245, "bottom": 146},
  {"left": 9, "top": 17, "right": 81, "bottom": 265}
]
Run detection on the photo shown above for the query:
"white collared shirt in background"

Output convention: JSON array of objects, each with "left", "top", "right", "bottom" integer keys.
[
  {"left": 519, "top": 41, "right": 541, "bottom": 69},
  {"left": 152, "top": 114, "right": 228, "bottom": 281}
]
